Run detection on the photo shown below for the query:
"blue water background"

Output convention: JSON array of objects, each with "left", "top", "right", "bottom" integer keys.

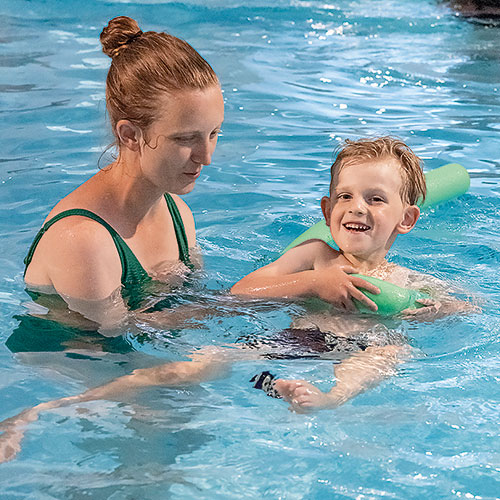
[{"left": 0, "top": 0, "right": 499, "bottom": 498}]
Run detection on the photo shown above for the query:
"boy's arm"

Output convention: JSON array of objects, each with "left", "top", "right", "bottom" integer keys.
[
  {"left": 231, "top": 240, "right": 380, "bottom": 311},
  {"left": 402, "top": 271, "right": 480, "bottom": 320},
  {"left": 274, "top": 344, "right": 407, "bottom": 412}
]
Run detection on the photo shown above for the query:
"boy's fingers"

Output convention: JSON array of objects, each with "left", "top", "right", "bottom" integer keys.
[
  {"left": 339, "top": 265, "right": 357, "bottom": 275},
  {"left": 349, "top": 286, "right": 378, "bottom": 311},
  {"left": 402, "top": 305, "right": 436, "bottom": 318},
  {"left": 350, "top": 276, "right": 380, "bottom": 295},
  {"left": 415, "top": 298, "right": 434, "bottom": 306},
  {"left": 341, "top": 299, "right": 356, "bottom": 312},
  {"left": 402, "top": 308, "right": 420, "bottom": 317}
]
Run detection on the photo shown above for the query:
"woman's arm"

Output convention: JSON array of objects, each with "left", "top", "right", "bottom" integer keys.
[
  {"left": 0, "top": 346, "right": 228, "bottom": 464},
  {"left": 24, "top": 216, "right": 129, "bottom": 329},
  {"left": 25, "top": 217, "right": 124, "bottom": 302}
]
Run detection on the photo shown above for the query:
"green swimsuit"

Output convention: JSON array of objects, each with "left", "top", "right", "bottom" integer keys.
[
  {"left": 7, "top": 194, "right": 189, "bottom": 354},
  {"left": 23, "top": 193, "right": 191, "bottom": 305}
]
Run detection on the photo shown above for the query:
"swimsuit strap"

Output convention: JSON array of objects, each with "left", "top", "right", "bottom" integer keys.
[
  {"left": 24, "top": 196, "right": 191, "bottom": 285},
  {"left": 23, "top": 208, "right": 149, "bottom": 285},
  {"left": 164, "top": 193, "right": 191, "bottom": 266}
]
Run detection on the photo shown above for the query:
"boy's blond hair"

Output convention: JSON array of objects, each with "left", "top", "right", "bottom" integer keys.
[{"left": 330, "top": 137, "right": 426, "bottom": 206}]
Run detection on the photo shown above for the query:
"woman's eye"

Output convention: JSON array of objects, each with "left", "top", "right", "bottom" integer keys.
[{"left": 174, "top": 136, "right": 195, "bottom": 144}]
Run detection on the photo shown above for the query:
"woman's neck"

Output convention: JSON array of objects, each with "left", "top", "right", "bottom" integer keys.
[{"left": 97, "top": 154, "right": 166, "bottom": 223}]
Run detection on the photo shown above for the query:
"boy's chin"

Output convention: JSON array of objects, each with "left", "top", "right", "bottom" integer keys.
[
  {"left": 335, "top": 236, "right": 370, "bottom": 253},
  {"left": 339, "top": 243, "right": 379, "bottom": 262}
]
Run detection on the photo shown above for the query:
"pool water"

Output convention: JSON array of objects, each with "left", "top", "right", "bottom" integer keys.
[{"left": 1, "top": 0, "right": 499, "bottom": 498}]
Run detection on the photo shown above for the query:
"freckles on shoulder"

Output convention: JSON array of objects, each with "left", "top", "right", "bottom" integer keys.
[{"left": 369, "top": 263, "right": 411, "bottom": 287}]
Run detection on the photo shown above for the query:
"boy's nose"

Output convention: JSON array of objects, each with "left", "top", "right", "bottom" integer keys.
[{"left": 348, "top": 197, "right": 366, "bottom": 215}]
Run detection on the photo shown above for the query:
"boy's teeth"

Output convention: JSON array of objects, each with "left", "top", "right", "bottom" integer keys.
[{"left": 344, "top": 223, "right": 370, "bottom": 231}]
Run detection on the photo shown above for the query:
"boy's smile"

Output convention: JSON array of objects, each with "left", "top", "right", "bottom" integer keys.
[
  {"left": 321, "top": 157, "right": 419, "bottom": 269},
  {"left": 343, "top": 222, "right": 371, "bottom": 232}
]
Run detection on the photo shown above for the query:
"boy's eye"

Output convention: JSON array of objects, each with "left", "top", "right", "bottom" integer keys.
[
  {"left": 337, "top": 193, "right": 351, "bottom": 200},
  {"left": 371, "top": 196, "right": 386, "bottom": 203}
]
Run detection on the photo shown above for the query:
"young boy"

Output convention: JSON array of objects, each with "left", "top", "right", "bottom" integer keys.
[
  {"left": 232, "top": 136, "right": 426, "bottom": 306},
  {"left": 231, "top": 136, "right": 458, "bottom": 412}
]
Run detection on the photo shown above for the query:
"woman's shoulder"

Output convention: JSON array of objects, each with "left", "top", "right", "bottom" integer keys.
[
  {"left": 30, "top": 212, "right": 120, "bottom": 272},
  {"left": 41, "top": 194, "right": 115, "bottom": 244},
  {"left": 169, "top": 193, "right": 193, "bottom": 219},
  {"left": 27, "top": 182, "right": 119, "bottom": 274},
  {"left": 25, "top": 212, "right": 122, "bottom": 297}
]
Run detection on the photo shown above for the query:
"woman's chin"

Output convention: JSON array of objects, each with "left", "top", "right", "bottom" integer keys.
[{"left": 171, "top": 182, "right": 197, "bottom": 196}]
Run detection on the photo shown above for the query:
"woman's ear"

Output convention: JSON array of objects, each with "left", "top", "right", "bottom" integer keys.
[
  {"left": 397, "top": 205, "right": 420, "bottom": 234},
  {"left": 321, "top": 196, "right": 332, "bottom": 226},
  {"left": 115, "top": 120, "right": 142, "bottom": 152}
]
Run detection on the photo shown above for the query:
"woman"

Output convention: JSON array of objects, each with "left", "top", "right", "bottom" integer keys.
[
  {"left": 23, "top": 16, "right": 224, "bottom": 328},
  {"left": 0, "top": 19, "right": 228, "bottom": 460}
]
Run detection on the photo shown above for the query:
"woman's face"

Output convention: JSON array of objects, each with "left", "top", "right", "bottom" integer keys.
[{"left": 139, "top": 85, "right": 224, "bottom": 195}]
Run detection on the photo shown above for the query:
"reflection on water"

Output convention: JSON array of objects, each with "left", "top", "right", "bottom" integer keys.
[{"left": 7, "top": 314, "right": 132, "bottom": 354}]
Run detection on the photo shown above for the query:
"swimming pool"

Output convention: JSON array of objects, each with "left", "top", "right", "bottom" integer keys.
[{"left": 1, "top": 0, "right": 499, "bottom": 498}]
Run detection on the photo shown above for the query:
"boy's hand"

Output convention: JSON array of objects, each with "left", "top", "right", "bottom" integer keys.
[
  {"left": 403, "top": 297, "right": 481, "bottom": 320},
  {"left": 273, "top": 379, "right": 333, "bottom": 412},
  {"left": 402, "top": 298, "right": 442, "bottom": 319},
  {"left": 314, "top": 265, "right": 380, "bottom": 312}
]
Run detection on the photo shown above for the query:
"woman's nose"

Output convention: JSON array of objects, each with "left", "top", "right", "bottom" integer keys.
[{"left": 191, "top": 139, "right": 214, "bottom": 166}]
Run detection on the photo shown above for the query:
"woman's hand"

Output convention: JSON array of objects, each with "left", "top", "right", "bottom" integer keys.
[{"left": 0, "top": 406, "right": 44, "bottom": 464}]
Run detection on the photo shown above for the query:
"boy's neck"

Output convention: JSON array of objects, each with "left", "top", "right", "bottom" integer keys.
[{"left": 337, "top": 251, "right": 388, "bottom": 274}]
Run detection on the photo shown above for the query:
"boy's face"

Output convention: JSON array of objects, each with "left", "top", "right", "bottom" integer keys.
[{"left": 321, "top": 156, "right": 420, "bottom": 264}]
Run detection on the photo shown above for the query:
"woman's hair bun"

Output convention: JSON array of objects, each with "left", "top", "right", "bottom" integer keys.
[{"left": 100, "top": 16, "right": 142, "bottom": 58}]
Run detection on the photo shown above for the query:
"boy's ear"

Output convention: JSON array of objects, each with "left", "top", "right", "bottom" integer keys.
[
  {"left": 115, "top": 120, "right": 142, "bottom": 152},
  {"left": 397, "top": 205, "right": 420, "bottom": 234},
  {"left": 321, "top": 196, "right": 332, "bottom": 226}
]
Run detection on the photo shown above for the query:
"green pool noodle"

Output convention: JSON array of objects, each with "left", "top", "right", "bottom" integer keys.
[
  {"left": 282, "top": 163, "right": 469, "bottom": 314},
  {"left": 351, "top": 275, "right": 430, "bottom": 315}
]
